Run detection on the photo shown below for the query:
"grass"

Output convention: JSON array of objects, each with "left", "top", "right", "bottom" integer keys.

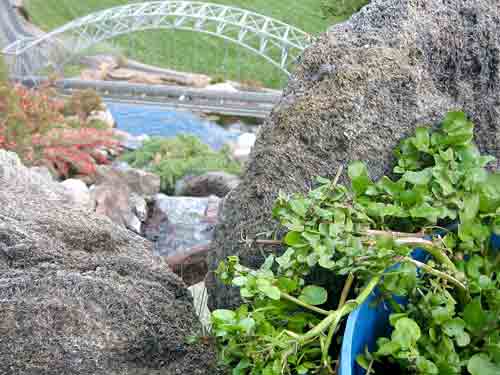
[{"left": 25, "top": 0, "right": 361, "bottom": 88}]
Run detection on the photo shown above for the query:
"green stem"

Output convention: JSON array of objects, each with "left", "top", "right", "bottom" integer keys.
[
  {"left": 281, "top": 292, "right": 330, "bottom": 316},
  {"left": 404, "top": 257, "right": 468, "bottom": 295},
  {"left": 361, "top": 229, "right": 458, "bottom": 272},
  {"left": 322, "top": 273, "right": 355, "bottom": 368},
  {"left": 301, "top": 276, "right": 381, "bottom": 342},
  {"left": 396, "top": 239, "right": 457, "bottom": 272}
]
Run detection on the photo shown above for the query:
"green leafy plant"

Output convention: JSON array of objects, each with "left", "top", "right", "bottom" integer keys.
[
  {"left": 121, "top": 135, "right": 242, "bottom": 194},
  {"left": 208, "top": 112, "right": 499, "bottom": 374}
]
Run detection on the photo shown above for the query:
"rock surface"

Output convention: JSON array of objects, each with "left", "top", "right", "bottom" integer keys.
[
  {"left": 0, "top": 150, "right": 217, "bottom": 374},
  {"left": 206, "top": 0, "right": 500, "bottom": 310},
  {"left": 175, "top": 172, "right": 240, "bottom": 198},
  {"left": 106, "top": 162, "right": 161, "bottom": 197},
  {"left": 61, "top": 178, "right": 93, "bottom": 210},
  {"left": 145, "top": 195, "right": 220, "bottom": 285}
]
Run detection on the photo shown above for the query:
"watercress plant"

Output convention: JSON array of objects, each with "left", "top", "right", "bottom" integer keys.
[{"left": 209, "top": 112, "right": 499, "bottom": 375}]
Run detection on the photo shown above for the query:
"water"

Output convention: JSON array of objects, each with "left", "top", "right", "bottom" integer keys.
[{"left": 106, "top": 102, "right": 241, "bottom": 149}]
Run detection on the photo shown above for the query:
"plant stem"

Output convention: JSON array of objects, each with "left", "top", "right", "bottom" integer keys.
[
  {"left": 364, "top": 229, "right": 425, "bottom": 238},
  {"left": 338, "top": 273, "right": 355, "bottom": 309},
  {"left": 361, "top": 230, "right": 458, "bottom": 272},
  {"left": 398, "top": 241, "right": 457, "bottom": 272},
  {"left": 403, "top": 257, "right": 468, "bottom": 295},
  {"left": 322, "top": 273, "right": 355, "bottom": 369},
  {"left": 331, "top": 165, "right": 344, "bottom": 187},
  {"left": 301, "top": 276, "right": 381, "bottom": 342},
  {"left": 281, "top": 292, "right": 330, "bottom": 316}
]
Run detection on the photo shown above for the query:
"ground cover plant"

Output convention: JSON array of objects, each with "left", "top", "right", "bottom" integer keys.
[
  {"left": 0, "top": 81, "right": 118, "bottom": 178},
  {"left": 120, "top": 135, "right": 242, "bottom": 194},
  {"left": 25, "top": 0, "right": 363, "bottom": 88},
  {"left": 209, "top": 112, "right": 500, "bottom": 374}
]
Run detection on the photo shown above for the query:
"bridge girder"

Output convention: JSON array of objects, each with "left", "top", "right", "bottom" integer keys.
[{"left": 2, "top": 1, "right": 312, "bottom": 78}]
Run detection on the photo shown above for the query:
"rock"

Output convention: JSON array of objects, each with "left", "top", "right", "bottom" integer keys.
[
  {"left": 88, "top": 105, "right": 116, "bottom": 129},
  {"left": 91, "top": 165, "right": 159, "bottom": 231},
  {"left": 125, "top": 212, "right": 142, "bottom": 234},
  {"left": 205, "top": 82, "right": 239, "bottom": 93},
  {"left": 145, "top": 195, "right": 220, "bottom": 285},
  {"left": 74, "top": 173, "right": 97, "bottom": 186},
  {"left": 114, "top": 130, "right": 150, "bottom": 151},
  {"left": 130, "top": 192, "right": 148, "bottom": 222},
  {"left": 107, "top": 68, "right": 137, "bottom": 81},
  {"left": 175, "top": 172, "right": 240, "bottom": 198},
  {"left": 91, "top": 178, "right": 133, "bottom": 228},
  {"left": 29, "top": 166, "right": 53, "bottom": 181},
  {"left": 229, "top": 132, "right": 257, "bottom": 163},
  {"left": 80, "top": 68, "right": 107, "bottom": 81},
  {"left": 108, "top": 163, "right": 161, "bottom": 197},
  {"left": 206, "top": 0, "right": 500, "bottom": 310},
  {"left": 61, "top": 178, "right": 93, "bottom": 210},
  {"left": 0, "top": 150, "right": 217, "bottom": 374}
]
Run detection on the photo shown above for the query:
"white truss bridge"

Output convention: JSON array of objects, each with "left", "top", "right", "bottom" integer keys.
[{"left": 2, "top": 1, "right": 312, "bottom": 78}]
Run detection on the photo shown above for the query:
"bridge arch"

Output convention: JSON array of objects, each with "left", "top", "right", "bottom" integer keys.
[{"left": 2, "top": 1, "right": 312, "bottom": 78}]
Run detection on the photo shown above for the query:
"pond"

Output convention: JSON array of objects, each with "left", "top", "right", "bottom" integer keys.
[{"left": 106, "top": 101, "right": 252, "bottom": 149}]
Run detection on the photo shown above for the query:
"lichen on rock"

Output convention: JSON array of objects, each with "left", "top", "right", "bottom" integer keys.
[
  {"left": 206, "top": 0, "right": 500, "bottom": 310},
  {"left": 0, "top": 150, "right": 217, "bottom": 374}
]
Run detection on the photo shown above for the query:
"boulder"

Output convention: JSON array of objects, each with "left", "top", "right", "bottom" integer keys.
[
  {"left": 145, "top": 195, "right": 220, "bottom": 285},
  {"left": 91, "top": 180, "right": 133, "bottom": 229},
  {"left": 87, "top": 106, "right": 116, "bottom": 129},
  {"left": 229, "top": 132, "right": 257, "bottom": 163},
  {"left": 102, "top": 163, "right": 161, "bottom": 197},
  {"left": 175, "top": 172, "right": 240, "bottom": 198},
  {"left": 61, "top": 178, "right": 94, "bottom": 210},
  {"left": 206, "top": 0, "right": 500, "bottom": 310},
  {"left": 0, "top": 150, "right": 217, "bottom": 374}
]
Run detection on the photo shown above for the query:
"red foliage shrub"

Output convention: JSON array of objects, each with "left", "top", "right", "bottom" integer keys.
[{"left": 0, "top": 83, "right": 119, "bottom": 178}]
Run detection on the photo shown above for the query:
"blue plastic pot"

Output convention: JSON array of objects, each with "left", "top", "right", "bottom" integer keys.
[{"left": 339, "top": 233, "right": 500, "bottom": 375}]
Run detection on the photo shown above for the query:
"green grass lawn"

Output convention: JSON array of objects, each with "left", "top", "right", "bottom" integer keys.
[{"left": 25, "top": 0, "right": 360, "bottom": 87}]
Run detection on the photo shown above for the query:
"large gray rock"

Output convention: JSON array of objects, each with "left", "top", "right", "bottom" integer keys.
[
  {"left": 175, "top": 172, "right": 240, "bottom": 198},
  {"left": 206, "top": 0, "right": 500, "bottom": 310},
  {"left": 0, "top": 151, "right": 217, "bottom": 374}
]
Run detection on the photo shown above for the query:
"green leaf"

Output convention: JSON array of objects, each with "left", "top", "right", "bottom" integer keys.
[
  {"left": 299, "top": 285, "right": 328, "bottom": 306},
  {"left": 284, "top": 231, "right": 302, "bottom": 246},
  {"left": 277, "top": 277, "right": 299, "bottom": 293},
  {"left": 461, "top": 193, "right": 480, "bottom": 223},
  {"left": 463, "top": 298, "right": 487, "bottom": 331},
  {"left": 392, "top": 318, "right": 421, "bottom": 349},
  {"left": 376, "top": 340, "right": 401, "bottom": 356},
  {"left": 232, "top": 276, "right": 248, "bottom": 287},
  {"left": 467, "top": 354, "right": 500, "bottom": 375},
  {"left": 410, "top": 203, "right": 443, "bottom": 222},
  {"left": 356, "top": 355, "right": 371, "bottom": 370},
  {"left": 233, "top": 359, "right": 251, "bottom": 375},
  {"left": 289, "top": 199, "right": 309, "bottom": 217},
  {"left": 416, "top": 357, "right": 439, "bottom": 374},
  {"left": 212, "top": 309, "right": 236, "bottom": 323},
  {"left": 238, "top": 318, "right": 255, "bottom": 334},
  {"left": 440, "top": 111, "right": 474, "bottom": 146},
  {"left": 257, "top": 282, "right": 281, "bottom": 300},
  {"left": 348, "top": 161, "right": 372, "bottom": 195},
  {"left": 412, "top": 127, "right": 430, "bottom": 152},
  {"left": 442, "top": 318, "right": 470, "bottom": 347},
  {"left": 403, "top": 168, "right": 433, "bottom": 186}
]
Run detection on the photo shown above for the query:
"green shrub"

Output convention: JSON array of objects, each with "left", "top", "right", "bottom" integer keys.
[
  {"left": 121, "top": 135, "right": 242, "bottom": 194},
  {"left": 321, "top": 0, "right": 370, "bottom": 19}
]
